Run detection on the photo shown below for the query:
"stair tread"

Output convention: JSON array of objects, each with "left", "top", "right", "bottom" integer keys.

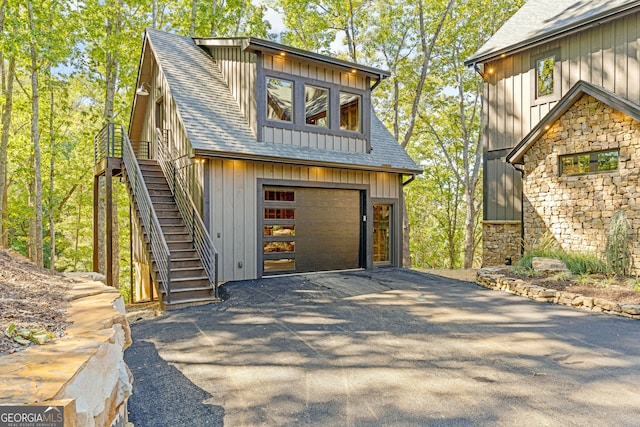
[
  {"left": 163, "top": 297, "right": 221, "bottom": 309},
  {"left": 170, "top": 276, "right": 209, "bottom": 282},
  {"left": 164, "top": 286, "right": 212, "bottom": 293}
]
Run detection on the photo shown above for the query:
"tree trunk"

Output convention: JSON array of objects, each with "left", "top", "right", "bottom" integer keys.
[
  {"left": 398, "top": 0, "right": 454, "bottom": 267},
  {"left": 210, "top": 0, "right": 218, "bottom": 36},
  {"left": 48, "top": 75, "right": 55, "bottom": 270},
  {"left": 152, "top": 0, "right": 157, "bottom": 28},
  {"left": 463, "top": 188, "right": 476, "bottom": 269},
  {"left": 101, "top": 0, "right": 121, "bottom": 281},
  {"left": 0, "top": 54, "right": 14, "bottom": 248},
  {"left": 1, "top": 180, "right": 8, "bottom": 247},
  {"left": 112, "top": 183, "right": 120, "bottom": 287},
  {"left": 97, "top": 176, "right": 106, "bottom": 274},
  {"left": 28, "top": 1, "right": 44, "bottom": 267},
  {"left": 402, "top": 198, "right": 411, "bottom": 268},
  {"left": 190, "top": 0, "right": 197, "bottom": 37},
  {"left": 73, "top": 186, "right": 82, "bottom": 271}
]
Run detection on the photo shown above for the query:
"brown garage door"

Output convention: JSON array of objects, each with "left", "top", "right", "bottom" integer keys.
[{"left": 262, "top": 186, "right": 363, "bottom": 275}]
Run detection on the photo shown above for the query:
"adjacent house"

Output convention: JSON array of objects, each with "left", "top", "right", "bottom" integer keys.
[
  {"left": 94, "top": 29, "right": 420, "bottom": 307},
  {"left": 465, "top": 0, "right": 640, "bottom": 271}
]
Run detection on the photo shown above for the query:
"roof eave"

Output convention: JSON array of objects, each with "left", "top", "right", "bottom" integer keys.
[
  {"left": 507, "top": 80, "right": 640, "bottom": 164},
  {"left": 192, "top": 148, "right": 422, "bottom": 175},
  {"left": 465, "top": 1, "right": 640, "bottom": 67},
  {"left": 195, "top": 36, "right": 390, "bottom": 79}
]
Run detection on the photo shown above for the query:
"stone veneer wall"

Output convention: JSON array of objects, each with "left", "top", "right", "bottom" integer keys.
[
  {"left": 482, "top": 222, "right": 522, "bottom": 266},
  {"left": 523, "top": 93, "right": 640, "bottom": 273}
]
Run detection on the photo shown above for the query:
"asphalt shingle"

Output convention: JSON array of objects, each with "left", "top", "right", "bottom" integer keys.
[
  {"left": 467, "top": 0, "right": 640, "bottom": 64},
  {"left": 147, "top": 29, "right": 421, "bottom": 174}
]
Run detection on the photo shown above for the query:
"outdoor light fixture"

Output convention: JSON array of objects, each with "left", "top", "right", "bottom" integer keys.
[
  {"left": 136, "top": 82, "right": 150, "bottom": 96},
  {"left": 474, "top": 63, "right": 492, "bottom": 81}
]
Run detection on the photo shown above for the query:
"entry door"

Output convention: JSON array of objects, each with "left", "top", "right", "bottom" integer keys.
[
  {"left": 373, "top": 204, "right": 392, "bottom": 264},
  {"left": 262, "top": 186, "right": 363, "bottom": 275}
]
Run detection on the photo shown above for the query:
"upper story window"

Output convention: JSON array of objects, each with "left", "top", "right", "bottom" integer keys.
[
  {"left": 266, "top": 78, "right": 293, "bottom": 122},
  {"left": 340, "top": 92, "right": 361, "bottom": 132},
  {"left": 560, "top": 150, "right": 619, "bottom": 176},
  {"left": 531, "top": 48, "right": 560, "bottom": 104},
  {"left": 536, "top": 56, "right": 554, "bottom": 97},
  {"left": 305, "top": 85, "right": 328, "bottom": 127},
  {"left": 263, "top": 73, "right": 367, "bottom": 136}
]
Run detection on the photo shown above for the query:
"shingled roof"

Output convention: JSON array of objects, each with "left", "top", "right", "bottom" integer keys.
[
  {"left": 142, "top": 29, "right": 421, "bottom": 174},
  {"left": 466, "top": 0, "right": 640, "bottom": 65}
]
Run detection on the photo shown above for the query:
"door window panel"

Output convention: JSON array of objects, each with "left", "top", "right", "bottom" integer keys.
[{"left": 373, "top": 204, "right": 391, "bottom": 263}]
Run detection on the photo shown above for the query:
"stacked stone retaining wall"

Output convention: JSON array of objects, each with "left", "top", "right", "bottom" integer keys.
[
  {"left": 0, "top": 279, "right": 133, "bottom": 427},
  {"left": 477, "top": 268, "right": 640, "bottom": 319}
]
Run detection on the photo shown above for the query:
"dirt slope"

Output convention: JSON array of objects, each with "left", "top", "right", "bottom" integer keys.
[{"left": 0, "top": 250, "right": 72, "bottom": 355}]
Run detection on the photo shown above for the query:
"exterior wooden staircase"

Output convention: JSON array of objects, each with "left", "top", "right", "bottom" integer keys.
[
  {"left": 138, "top": 159, "right": 219, "bottom": 308},
  {"left": 94, "top": 123, "right": 219, "bottom": 310}
]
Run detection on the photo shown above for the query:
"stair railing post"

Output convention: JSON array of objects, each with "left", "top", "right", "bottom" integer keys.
[
  {"left": 166, "top": 255, "right": 171, "bottom": 304},
  {"left": 214, "top": 252, "right": 219, "bottom": 299}
]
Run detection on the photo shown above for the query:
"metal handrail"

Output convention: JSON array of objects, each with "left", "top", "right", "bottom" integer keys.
[
  {"left": 115, "top": 124, "right": 173, "bottom": 303},
  {"left": 155, "top": 128, "right": 219, "bottom": 298},
  {"left": 94, "top": 123, "right": 123, "bottom": 163}
]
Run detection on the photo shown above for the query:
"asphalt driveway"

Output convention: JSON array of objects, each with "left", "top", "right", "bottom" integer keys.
[{"left": 124, "top": 268, "right": 640, "bottom": 426}]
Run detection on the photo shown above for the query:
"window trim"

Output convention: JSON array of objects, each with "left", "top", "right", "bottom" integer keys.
[
  {"left": 266, "top": 77, "right": 295, "bottom": 123},
  {"left": 558, "top": 149, "right": 619, "bottom": 177},
  {"left": 257, "top": 64, "right": 371, "bottom": 143},
  {"left": 304, "top": 84, "right": 330, "bottom": 128},
  {"left": 531, "top": 48, "right": 560, "bottom": 106}
]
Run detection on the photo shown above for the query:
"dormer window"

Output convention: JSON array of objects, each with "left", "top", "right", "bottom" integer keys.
[
  {"left": 266, "top": 78, "right": 293, "bottom": 122},
  {"left": 305, "top": 85, "right": 329, "bottom": 127},
  {"left": 264, "top": 75, "right": 367, "bottom": 135},
  {"left": 340, "top": 92, "right": 361, "bottom": 132}
]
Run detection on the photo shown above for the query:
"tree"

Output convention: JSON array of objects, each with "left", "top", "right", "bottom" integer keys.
[
  {"left": 0, "top": 0, "right": 15, "bottom": 248},
  {"left": 276, "top": 0, "right": 372, "bottom": 61},
  {"left": 27, "top": 0, "right": 44, "bottom": 266},
  {"left": 420, "top": 0, "right": 524, "bottom": 268}
]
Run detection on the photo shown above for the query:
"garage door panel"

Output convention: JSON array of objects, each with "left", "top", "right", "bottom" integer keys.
[{"left": 263, "top": 186, "right": 362, "bottom": 274}]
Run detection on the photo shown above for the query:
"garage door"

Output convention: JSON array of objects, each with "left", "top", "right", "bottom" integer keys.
[{"left": 262, "top": 186, "right": 363, "bottom": 275}]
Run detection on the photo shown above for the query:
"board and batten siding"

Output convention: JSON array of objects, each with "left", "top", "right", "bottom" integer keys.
[
  {"left": 484, "top": 11, "right": 640, "bottom": 220},
  {"left": 206, "top": 158, "right": 401, "bottom": 282},
  {"left": 138, "top": 61, "right": 204, "bottom": 211},
  {"left": 208, "top": 46, "right": 258, "bottom": 138},
  {"left": 261, "top": 52, "right": 369, "bottom": 153}
]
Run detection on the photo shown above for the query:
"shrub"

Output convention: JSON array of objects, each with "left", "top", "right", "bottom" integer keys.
[
  {"left": 516, "top": 233, "right": 608, "bottom": 275},
  {"left": 605, "top": 210, "right": 631, "bottom": 276}
]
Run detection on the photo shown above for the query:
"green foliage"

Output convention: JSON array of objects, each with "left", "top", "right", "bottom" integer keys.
[
  {"left": 605, "top": 210, "right": 631, "bottom": 276},
  {"left": 1, "top": 0, "right": 270, "bottom": 276},
  {"left": 547, "top": 271, "right": 574, "bottom": 282},
  {"left": 516, "top": 234, "right": 609, "bottom": 276},
  {"left": 4, "top": 323, "right": 54, "bottom": 346}
]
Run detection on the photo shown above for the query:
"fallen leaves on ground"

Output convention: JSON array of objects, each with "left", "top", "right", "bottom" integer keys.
[{"left": 0, "top": 250, "right": 73, "bottom": 355}]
